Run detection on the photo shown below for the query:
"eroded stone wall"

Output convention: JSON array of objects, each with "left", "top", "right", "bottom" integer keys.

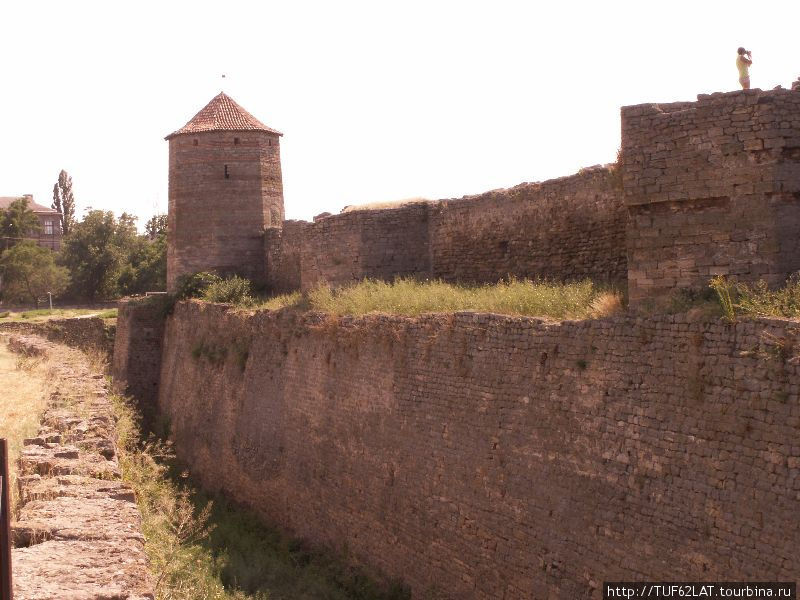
[
  {"left": 112, "top": 299, "right": 165, "bottom": 427},
  {"left": 119, "top": 301, "right": 800, "bottom": 598},
  {"left": 622, "top": 89, "right": 800, "bottom": 302},
  {"left": 299, "top": 203, "right": 432, "bottom": 291},
  {"left": 265, "top": 220, "right": 308, "bottom": 294},
  {"left": 265, "top": 167, "right": 627, "bottom": 292},
  {"left": 429, "top": 167, "right": 626, "bottom": 285}
]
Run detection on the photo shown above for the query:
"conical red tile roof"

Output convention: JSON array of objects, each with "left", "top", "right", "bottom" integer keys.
[{"left": 165, "top": 92, "right": 282, "bottom": 139}]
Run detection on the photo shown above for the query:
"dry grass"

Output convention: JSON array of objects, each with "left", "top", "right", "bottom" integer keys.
[
  {"left": 589, "top": 291, "right": 624, "bottom": 318},
  {"left": 711, "top": 275, "right": 800, "bottom": 321},
  {"left": 0, "top": 308, "right": 105, "bottom": 323},
  {"left": 340, "top": 198, "right": 429, "bottom": 213},
  {"left": 258, "top": 291, "right": 303, "bottom": 311},
  {"left": 257, "top": 278, "right": 623, "bottom": 320},
  {"left": 0, "top": 339, "right": 49, "bottom": 515}
]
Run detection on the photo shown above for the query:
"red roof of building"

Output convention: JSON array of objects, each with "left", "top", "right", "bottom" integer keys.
[
  {"left": 0, "top": 196, "right": 60, "bottom": 215},
  {"left": 165, "top": 92, "right": 282, "bottom": 140}
]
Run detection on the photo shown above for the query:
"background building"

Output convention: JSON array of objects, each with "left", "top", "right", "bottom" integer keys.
[{"left": 0, "top": 194, "right": 63, "bottom": 250}]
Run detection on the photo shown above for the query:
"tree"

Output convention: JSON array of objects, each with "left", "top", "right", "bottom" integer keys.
[
  {"left": 145, "top": 214, "right": 168, "bottom": 240},
  {"left": 0, "top": 197, "right": 41, "bottom": 250},
  {"left": 117, "top": 232, "right": 167, "bottom": 294},
  {"left": 59, "top": 210, "right": 127, "bottom": 301},
  {"left": 59, "top": 210, "right": 168, "bottom": 301},
  {"left": 52, "top": 170, "right": 76, "bottom": 235},
  {"left": 0, "top": 241, "right": 69, "bottom": 307},
  {"left": 118, "top": 213, "right": 167, "bottom": 294}
]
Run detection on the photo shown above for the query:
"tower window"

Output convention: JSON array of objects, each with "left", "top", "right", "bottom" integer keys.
[
  {"left": 234, "top": 137, "right": 240, "bottom": 145},
  {"left": 193, "top": 139, "right": 198, "bottom": 146},
  {"left": 224, "top": 165, "right": 230, "bottom": 179},
  {"left": 268, "top": 139, "right": 271, "bottom": 146}
]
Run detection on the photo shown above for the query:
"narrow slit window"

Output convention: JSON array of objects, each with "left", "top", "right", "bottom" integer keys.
[
  {"left": 224, "top": 165, "right": 230, "bottom": 179},
  {"left": 193, "top": 139, "right": 198, "bottom": 146},
  {"left": 234, "top": 137, "right": 240, "bottom": 145}
]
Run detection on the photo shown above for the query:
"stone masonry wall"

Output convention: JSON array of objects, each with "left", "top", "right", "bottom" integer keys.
[
  {"left": 622, "top": 88, "right": 800, "bottom": 303},
  {"left": 299, "top": 203, "right": 432, "bottom": 291},
  {"left": 124, "top": 301, "right": 800, "bottom": 599},
  {"left": 265, "top": 220, "right": 308, "bottom": 294},
  {"left": 111, "top": 299, "right": 166, "bottom": 429},
  {"left": 261, "top": 88, "right": 800, "bottom": 300},
  {"left": 429, "top": 166, "right": 626, "bottom": 285},
  {"left": 265, "top": 167, "right": 627, "bottom": 293}
]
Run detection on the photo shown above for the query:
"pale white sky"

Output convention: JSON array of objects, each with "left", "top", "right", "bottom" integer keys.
[{"left": 1, "top": 0, "right": 798, "bottom": 226}]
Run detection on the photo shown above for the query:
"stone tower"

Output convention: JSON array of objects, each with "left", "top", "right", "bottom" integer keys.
[
  {"left": 165, "top": 92, "right": 284, "bottom": 292},
  {"left": 621, "top": 89, "right": 800, "bottom": 304}
]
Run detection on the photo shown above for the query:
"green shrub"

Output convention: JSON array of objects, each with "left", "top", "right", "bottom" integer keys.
[
  {"left": 175, "top": 272, "right": 223, "bottom": 300},
  {"left": 0, "top": 311, "right": 9, "bottom": 318},
  {"left": 202, "top": 276, "right": 253, "bottom": 306}
]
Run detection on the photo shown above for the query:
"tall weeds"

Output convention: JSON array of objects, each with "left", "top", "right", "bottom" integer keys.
[
  {"left": 258, "top": 278, "right": 622, "bottom": 319},
  {"left": 710, "top": 275, "right": 800, "bottom": 322},
  {"left": 709, "top": 276, "right": 736, "bottom": 323}
]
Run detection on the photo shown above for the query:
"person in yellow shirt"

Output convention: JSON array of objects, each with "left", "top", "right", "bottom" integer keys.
[{"left": 737, "top": 47, "right": 753, "bottom": 89}]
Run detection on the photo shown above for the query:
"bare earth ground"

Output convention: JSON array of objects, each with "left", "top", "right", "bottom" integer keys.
[{"left": 2, "top": 334, "right": 153, "bottom": 600}]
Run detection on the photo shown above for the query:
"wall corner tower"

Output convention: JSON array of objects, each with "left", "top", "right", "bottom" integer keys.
[{"left": 165, "top": 92, "right": 284, "bottom": 292}]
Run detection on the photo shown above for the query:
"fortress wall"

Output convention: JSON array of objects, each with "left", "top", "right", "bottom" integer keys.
[
  {"left": 265, "top": 220, "right": 308, "bottom": 294},
  {"left": 298, "top": 203, "right": 432, "bottom": 291},
  {"left": 622, "top": 89, "right": 800, "bottom": 303},
  {"left": 265, "top": 168, "right": 627, "bottom": 293},
  {"left": 428, "top": 167, "right": 627, "bottom": 285},
  {"left": 132, "top": 301, "right": 800, "bottom": 598},
  {"left": 112, "top": 299, "right": 165, "bottom": 426}
]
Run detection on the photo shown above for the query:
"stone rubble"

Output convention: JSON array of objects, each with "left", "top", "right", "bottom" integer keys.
[{"left": 6, "top": 334, "right": 153, "bottom": 600}]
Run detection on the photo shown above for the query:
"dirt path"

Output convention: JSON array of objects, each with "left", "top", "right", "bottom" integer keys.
[{"left": 3, "top": 334, "right": 153, "bottom": 600}]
